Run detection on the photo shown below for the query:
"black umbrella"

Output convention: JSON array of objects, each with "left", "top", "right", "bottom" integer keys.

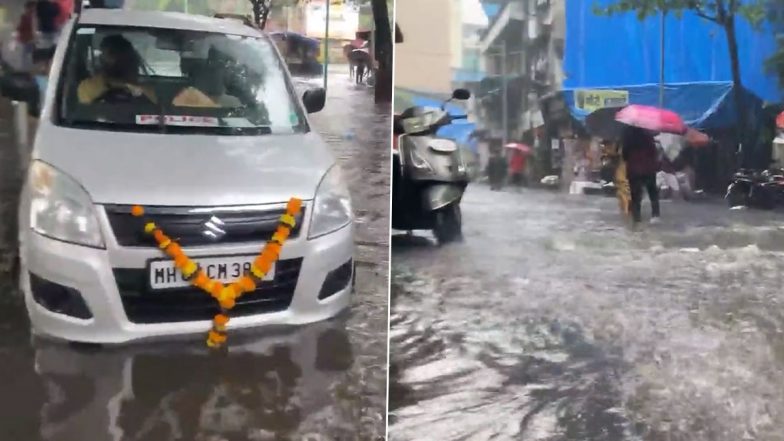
[
  {"left": 348, "top": 48, "right": 373, "bottom": 65},
  {"left": 585, "top": 106, "right": 627, "bottom": 140}
]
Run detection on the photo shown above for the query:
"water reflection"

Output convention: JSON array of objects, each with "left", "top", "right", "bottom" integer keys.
[{"left": 34, "top": 318, "right": 353, "bottom": 441}]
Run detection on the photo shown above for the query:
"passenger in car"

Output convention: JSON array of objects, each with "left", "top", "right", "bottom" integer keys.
[
  {"left": 172, "top": 51, "right": 242, "bottom": 108},
  {"left": 77, "top": 34, "right": 157, "bottom": 104}
]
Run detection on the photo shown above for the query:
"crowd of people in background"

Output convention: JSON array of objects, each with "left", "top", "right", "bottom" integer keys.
[{"left": 481, "top": 126, "right": 702, "bottom": 227}]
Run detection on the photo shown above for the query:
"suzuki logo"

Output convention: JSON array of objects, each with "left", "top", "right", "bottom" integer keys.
[{"left": 202, "top": 216, "right": 227, "bottom": 241}]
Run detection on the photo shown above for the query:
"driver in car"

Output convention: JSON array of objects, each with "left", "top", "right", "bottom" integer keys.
[{"left": 77, "top": 34, "right": 158, "bottom": 104}]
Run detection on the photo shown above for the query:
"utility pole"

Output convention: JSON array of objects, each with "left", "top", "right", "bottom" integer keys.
[
  {"left": 324, "top": 0, "right": 330, "bottom": 91},
  {"left": 501, "top": 40, "right": 508, "bottom": 146},
  {"left": 659, "top": 10, "right": 666, "bottom": 108}
]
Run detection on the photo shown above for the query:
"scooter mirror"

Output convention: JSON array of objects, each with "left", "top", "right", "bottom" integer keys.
[{"left": 452, "top": 89, "right": 470, "bottom": 100}]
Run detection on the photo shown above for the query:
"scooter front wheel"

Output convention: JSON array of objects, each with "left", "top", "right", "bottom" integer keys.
[{"left": 433, "top": 203, "right": 462, "bottom": 245}]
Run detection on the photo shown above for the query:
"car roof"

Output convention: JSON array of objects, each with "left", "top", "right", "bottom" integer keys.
[{"left": 77, "top": 9, "right": 263, "bottom": 38}]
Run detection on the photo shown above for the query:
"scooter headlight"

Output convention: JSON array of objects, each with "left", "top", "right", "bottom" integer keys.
[
  {"left": 409, "top": 148, "right": 434, "bottom": 172},
  {"left": 401, "top": 110, "right": 443, "bottom": 134},
  {"left": 28, "top": 160, "right": 105, "bottom": 248},
  {"left": 309, "top": 164, "right": 353, "bottom": 239}
]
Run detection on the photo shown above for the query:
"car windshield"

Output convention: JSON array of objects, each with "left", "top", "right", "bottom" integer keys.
[{"left": 57, "top": 25, "right": 308, "bottom": 135}]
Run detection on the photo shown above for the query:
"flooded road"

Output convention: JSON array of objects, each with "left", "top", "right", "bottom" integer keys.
[
  {"left": 0, "top": 68, "right": 389, "bottom": 441},
  {"left": 390, "top": 185, "right": 784, "bottom": 441}
]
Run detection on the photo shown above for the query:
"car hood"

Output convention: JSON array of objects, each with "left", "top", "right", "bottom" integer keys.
[{"left": 34, "top": 126, "right": 335, "bottom": 206}]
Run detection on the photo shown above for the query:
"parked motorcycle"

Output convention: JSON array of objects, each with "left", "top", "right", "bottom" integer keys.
[
  {"left": 392, "top": 89, "right": 471, "bottom": 244},
  {"left": 726, "top": 168, "right": 784, "bottom": 209}
]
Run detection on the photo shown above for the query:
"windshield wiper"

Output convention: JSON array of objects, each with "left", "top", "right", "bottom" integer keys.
[{"left": 225, "top": 126, "right": 273, "bottom": 135}]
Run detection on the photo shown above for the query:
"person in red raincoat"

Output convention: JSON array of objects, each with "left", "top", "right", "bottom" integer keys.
[{"left": 507, "top": 148, "right": 528, "bottom": 187}]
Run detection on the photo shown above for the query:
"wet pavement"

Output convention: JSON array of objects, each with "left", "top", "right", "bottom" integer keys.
[
  {"left": 0, "top": 67, "right": 389, "bottom": 441},
  {"left": 389, "top": 184, "right": 784, "bottom": 441}
]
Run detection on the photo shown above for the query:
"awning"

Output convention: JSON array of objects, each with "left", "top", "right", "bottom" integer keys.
[
  {"left": 562, "top": 82, "right": 764, "bottom": 130},
  {"left": 436, "top": 122, "right": 478, "bottom": 152}
]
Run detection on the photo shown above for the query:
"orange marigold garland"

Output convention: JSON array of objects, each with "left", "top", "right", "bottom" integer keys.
[{"left": 131, "top": 198, "right": 303, "bottom": 348}]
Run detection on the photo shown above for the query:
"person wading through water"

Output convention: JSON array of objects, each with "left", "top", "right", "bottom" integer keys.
[
  {"left": 622, "top": 126, "right": 660, "bottom": 224},
  {"left": 507, "top": 147, "right": 528, "bottom": 189},
  {"left": 487, "top": 143, "right": 507, "bottom": 191},
  {"left": 600, "top": 139, "right": 631, "bottom": 216}
]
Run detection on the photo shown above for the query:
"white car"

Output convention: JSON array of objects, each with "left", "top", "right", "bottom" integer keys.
[{"left": 15, "top": 9, "right": 354, "bottom": 344}]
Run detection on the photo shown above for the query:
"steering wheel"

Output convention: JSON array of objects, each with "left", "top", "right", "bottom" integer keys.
[{"left": 95, "top": 87, "right": 137, "bottom": 104}]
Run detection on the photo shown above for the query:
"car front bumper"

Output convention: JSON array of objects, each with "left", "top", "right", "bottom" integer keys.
[{"left": 19, "top": 208, "right": 354, "bottom": 344}]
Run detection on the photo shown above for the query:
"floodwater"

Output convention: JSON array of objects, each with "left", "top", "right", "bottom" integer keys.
[
  {"left": 0, "top": 68, "right": 389, "bottom": 441},
  {"left": 390, "top": 185, "right": 784, "bottom": 441}
]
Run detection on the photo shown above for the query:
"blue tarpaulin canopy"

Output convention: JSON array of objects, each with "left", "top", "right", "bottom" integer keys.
[
  {"left": 563, "top": 82, "right": 763, "bottom": 130},
  {"left": 563, "top": 0, "right": 781, "bottom": 131},
  {"left": 436, "top": 122, "right": 479, "bottom": 152},
  {"left": 565, "top": 0, "right": 780, "bottom": 103},
  {"left": 412, "top": 96, "right": 467, "bottom": 117},
  {"left": 268, "top": 31, "right": 321, "bottom": 50},
  {"left": 410, "top": 97, "right": 478, "bottom": 150}
]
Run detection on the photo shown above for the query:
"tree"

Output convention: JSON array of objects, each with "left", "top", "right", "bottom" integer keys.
[
  {"left": 248, "top": 0, "right": 273, "bottom": 29},
  {"left": 596, "top": 0, "right": 768, "bottom": 162},
  {"left": 766, "top": 37, "right": 784, "bottom": 89},
  {"left": 371, "top": 0, "right": 392, "bottom": 102}
]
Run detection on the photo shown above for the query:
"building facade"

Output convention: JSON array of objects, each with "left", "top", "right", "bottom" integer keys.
[
  {"left": 474, "top": 0, "right": 566, "bottom": 180},
  {"left": 394, "top": 0, "right": 457, "bottom": 95}
]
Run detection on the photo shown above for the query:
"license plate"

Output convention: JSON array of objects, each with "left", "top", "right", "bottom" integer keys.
[{"left": 148, "top": 255, "right": 274, "bottom": 290}]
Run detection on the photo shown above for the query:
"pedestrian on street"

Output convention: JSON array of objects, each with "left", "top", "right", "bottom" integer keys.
[
  {"left": 487, "top": 144, "right": 506, "bottom": 191},
  {"left": 622, "top": 126, "right": 661, "bottom": 224},
  {"left": 16, "top": 2, "right": 37, "bottom": 71},
  {"left": 35, "top": 0, "right": 62, "bottom": 50},
  {"left": 658, "top": 154, "right": 681, "bottom": 200},
  {"left": 507, "top": 148, "right": 527, "bottom": 189}
]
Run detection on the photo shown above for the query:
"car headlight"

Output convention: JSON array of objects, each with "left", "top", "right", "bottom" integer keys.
[
  {"left": 308, "top": 164, "right": 352, "bottom": 239},
  {"left": 28, "top": 160, "right": 104, "bottom": 248}
]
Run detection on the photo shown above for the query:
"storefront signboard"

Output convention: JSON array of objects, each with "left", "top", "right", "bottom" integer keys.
[{"left": 574, "top": 89, "right": 629, "bottom": 113}]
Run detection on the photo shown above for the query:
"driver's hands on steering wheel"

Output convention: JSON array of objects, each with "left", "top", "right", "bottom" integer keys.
[
  {"left": 94, "top": 83, "right": 156, "bottom": 105},
  {"left": 96, "top": 86, "right": 136, "bottom": 103}
]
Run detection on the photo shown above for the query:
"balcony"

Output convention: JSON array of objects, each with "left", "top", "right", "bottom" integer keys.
[{"left": 479, "top": 1, "right": 525, "bottom": 53}]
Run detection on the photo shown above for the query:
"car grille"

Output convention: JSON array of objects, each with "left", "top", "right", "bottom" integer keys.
[
  {"left": 114, "top": 258, "right": 303, "bottom": 324},
  {"left": 103, "top": 204, "right": 306, "bottom": 247}
]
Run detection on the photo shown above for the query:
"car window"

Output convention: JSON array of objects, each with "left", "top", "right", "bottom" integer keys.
[{"left": 57, "top": 25, "right": 308, "bottom": 135}]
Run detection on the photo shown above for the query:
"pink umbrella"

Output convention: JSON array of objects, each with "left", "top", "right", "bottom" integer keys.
[
  {"left": 776, "top": 111, "right": 784, "bottom": 129},
  {"left": 350, "top": 38, "right": 367, "bottom": 49},
  {"left": 504, "top": 143, "right": 532, "bottom": 154},
  {"left": 615, "top": 105, "right": 687, "bottom": 135}
]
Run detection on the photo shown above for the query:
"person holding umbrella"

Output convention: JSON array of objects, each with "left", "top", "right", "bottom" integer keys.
[
  {"left": 616, "top": 105, "right": 689, "bottom": 225},
  {"left": 622, "top": 126, "right": 661, "bottom": 224}
]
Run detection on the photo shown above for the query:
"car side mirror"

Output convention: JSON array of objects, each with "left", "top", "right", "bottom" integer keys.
[
  {"left": 302, "top": 88, "right": 326, "bottom": 114},
  {"left": 452, "top": 88, "right": 470, "bottom": 100},
  {"left": 1, "top": 73, "right": 40, "bottom": 116}
]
